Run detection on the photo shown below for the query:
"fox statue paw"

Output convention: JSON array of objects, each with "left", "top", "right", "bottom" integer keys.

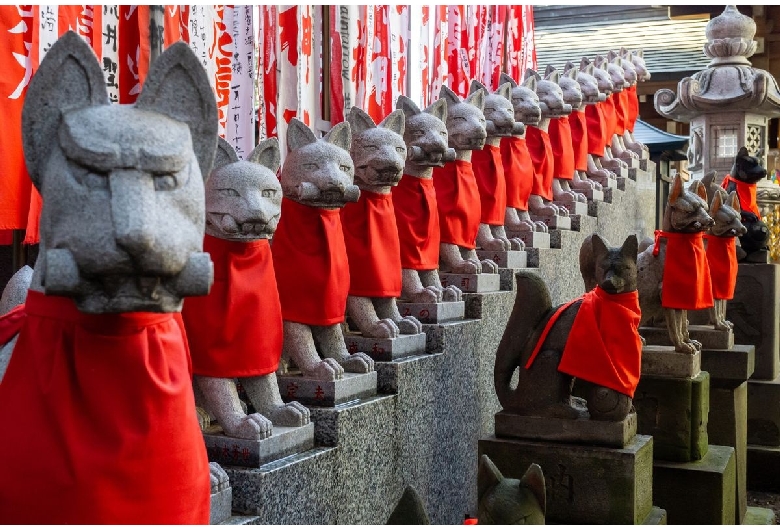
[
  {"left": 409, "top": 287, "right": 442, "bottom": 304},
  {"left": 304, "top": 358, "right": 345, "bottom": 380},
  {"left": 397, "top": 316, "right": 423, "bottom": 335},
  {"left": 480, "top": 259, "right": 500, "bottom": 274},
  {"left": 339, "top": 351, "right": 375, "bottom": 373},
  {"left": 443, "top": 285, "right": 463, "bottom": 302},
  {"left": 266, "top": 401, "right": 310, "bottom": 427},
  {"left": 224, "top": 413, "right": 273, "bottom": 440}
]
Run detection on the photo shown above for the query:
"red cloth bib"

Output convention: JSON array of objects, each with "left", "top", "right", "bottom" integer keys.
[
  {"left": 704, "top": 234, "right": 738, "bottom": 300},
  {"left": 471, "top": 144, "right": 507, "bottom": 225},
  {"left": 0, "top": 303, "right": 26, "bottom": 343},
  {"left": 612, "top": 91, "right": 626, "bottom": 136},
  {"left": 653, "top": 230, "right": 714, "bottom": 310},
  {"left": 432, "top": 159, "right": 481, "bottom": 249},
  {"left": 722, "top": 174, "right": 760, "bottom": 217},
  {"left": 500, "top": 136, "right": 534, "bottom": 210},
  {"left": 392, "top": 175, "right": 441, "bottom": 270},
  {"left": 341, "top": 190, "right": 403, "bottom": 297},
  {"left": 525, "top": 126, "right": 554, "bottom": 201},
  {"left": 601, "top": 98, "right": 617, "bottom": 140},
  {"left": 272, "top": 197, "right": 350, "bottom": 326},
  {"left": 585, "top": 104, "right": 607, "bottom": 156},
  {"left": 0, "top": 290, "right": 210, "bottom": 524},
  {"left": 525, "top": 287, "right": 642, "bottom": 398},
  {"left": 568, "top": 111, "right": 589, "bottom": 171},
  {"left": 625, "top": 85, "right": 639, "bottom": 132},
  {"left": 181, "top": 235, "right": 283, "bottom": 378},
  {"left": 547, "top": 117, "right": 575, "bottom": 180}
]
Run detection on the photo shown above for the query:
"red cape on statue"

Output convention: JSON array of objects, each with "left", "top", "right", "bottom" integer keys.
[
  {"left": 500, "top": 136, "right": 534, "bottom": 210},
  {"left": 471, "top": 144, "right": 508, "bottom": 225},
  {"left": 568, "top": 111, "right": 589, "bottom": 171},
  {"left": 585, "top": 104, "right": 607, "bottom": 156},
  {"left": 525, "top": 126, "right": 554, "bottom": 201},
  {"left": 548, "top": 117, "right": 575, "bottom": 180},
  {"left": 392, "top": 175, "right": 441, "bottom": 270},
  {"left": 524, "top": 287, "right": 642, "bottom": 397},
  {"left": 722, "top": 174, "right": 760, "bottom": 217},
  {"left": 181, "top": 235, "right": 283, "bottom": 378},
  {"left": 601, "top": 97, "right": 617, "bottom": 140},
  {"left": 341, "top": 190, "right": 403, "bottom": 297},
  {"left": 654, "top": 230, "right": 714, "bottom": 310},
  {"left": 432, "top": 159, "right": 481, "bottom": 249},
  {"left": 272, "top": 197, "right": 350, "bottom": 326},
  {"left": 0, "top": 290, "right": 210, "bottom": 524},
  {"left": 612, "top": 91, "right": 627, "bottom": 136},
  {"left": 704, "top": 234, "right": 738, "bottom": 300},
  {"left": 625, "top": 85, "right": 639, "bottom": 132}
]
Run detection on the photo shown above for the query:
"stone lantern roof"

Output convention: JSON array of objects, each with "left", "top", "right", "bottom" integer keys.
[{"left": 655, "top": 5, "right": 780, "bottom": 122}]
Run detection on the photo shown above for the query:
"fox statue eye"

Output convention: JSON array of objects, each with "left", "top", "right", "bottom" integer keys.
[
  {"left": 395, "top": 146, "right": 405, "bottom": 153},
  {"left": 339, "top": 164, "right": 351, "bottom": 173},
  {"left": 218, "top": 188, "right": 239, "bottom": 198},
  {"left": 302, "top": 163, "right": 319, "bottom": 171},
  {"left": 153, "top": 174, "right": 177, "bottom": 191},
  {"left": 261, "top": 189, "right": 276, "bottom": 199}
]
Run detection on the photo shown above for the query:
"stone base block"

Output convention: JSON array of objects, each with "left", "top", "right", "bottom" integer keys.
[
  {"left": 475, "top": 249, "right": 526, "bottom": 269},
  {"left": 747, "top": 376, "right": 780, "bottom": 446},
  {"left": 616, "top": 176, "right": 627, "bottom": 190},
  {"left": 440, "top": 272, "right": 500, "bottom": 293},
  {"left": 634, "top": 371, "right": 710, "bottom": 462},
  {"left": 478, "top": 435, "right": 654, "bottom": 524},
  {"left": 211, "top": 486, "right": 233, "bottom": 524},
  {"left": 701, "top": 345, "right": 755, "bottom": 382},
  {"left": 577, "top": 187, "right": 604, "bottom": 202},
  {"left": 747, "top": 444, "right": 780, "bottom": 492},
  {"left": 653, "top": 445, "right": 736, "bottom": 525},
  {"left": 603, "top": 186, "right": 613, "bottom": 203},
  {"left": 494, "top": 409, "right": 637, "bottom": 448},
  {"left": 553, "top": 200, "right": 588, "bottom": 216},
  {"left": 531, "top": 213, "right": 571, "bottom": 230},
  {"left": 589, "top": 174, "right": 617, "bottom": 189},
  {"left": 709, "top": 382, "right": 749, "bottom": 524},
  {"left": 204, "top": 423, "right": 315, "bottom": 468},
  {"left": 727, "top": 263, "right": 780, "bottom": 381},
  {"left": 397, "top": 300, "right": 465, "bottom": 324},
  {"left": 640, "top": 324, "right": 734, "bottom": 350},
  {"left": 344, "top": 332, "right": 427, "bottom": 362},
  {"left": 744, "top": 506, "right": 777, "bottom": 524},
  {"left": 625, "top": 157, "right": 640, "bottom": 169},
  {"left": 628, "top": 167, "right": 638, "bottom": 181},
  {"left": 277, "top": 371, "right": 377, "bottom": 407},
  {"left": 506, "top": 229, "right": 551, "bottom": 249},
  {"left": 641, "top": 344, "right": 701, "bottom": 378}
]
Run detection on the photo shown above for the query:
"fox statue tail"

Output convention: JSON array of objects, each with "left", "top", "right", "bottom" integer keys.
[{"left": 494, "top": 271, "right": 553, "bottom": 409}]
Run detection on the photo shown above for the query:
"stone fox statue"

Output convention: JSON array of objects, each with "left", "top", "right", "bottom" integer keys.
[
  {"left": 721, "top": 146, "right": 769, "bottom": 257},
  {"left": 0, "top": 32, "right": 216, "bottom": 523},
  {"left": 478, "top": 455, "right": 546, "bottom": 525},
  {"left": 495, "top": 234, "right": 641, "bottom": 422},
  {"left": 181, "top": 137, "right": 310, "bottom": 440}
]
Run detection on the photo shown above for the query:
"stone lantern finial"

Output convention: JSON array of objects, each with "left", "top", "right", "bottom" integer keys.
[{"left": 703, "top": 5, "right": 757, "bottom": 66}]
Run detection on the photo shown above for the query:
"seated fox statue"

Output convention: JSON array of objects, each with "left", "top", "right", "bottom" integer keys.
[
  {"left": 721, "top": 146, "right": 769, "bottom": 260},
  {"left": 181, "top": 137, "right": 310, "bottom": 440},
  {"left": 0, "top": 32, "right": 216, "bottom": 523},
  {"left": 478, "top": 455, "right": 546, "bottom": 525},
  {"left": 495, "top": 234, "right": 641, "bottom": 421}
]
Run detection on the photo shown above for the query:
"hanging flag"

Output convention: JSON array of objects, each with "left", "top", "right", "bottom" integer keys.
[
  {"left": 446, "top": 5, "right": 468, "bottom": 97},
  {"left": 389, "top": 5, "right": 408, "bottom": 109},
  {"left": 257, "top": 4, "right": 278, "bottom": 141},
  {"left": 521, "top": 5, "right": 537, "bottom": 73},
  {"left": 226, "top": 5, "right": 255, "bottom": 158},
  {"left": 328, "top": 4, "right": 345, "bottom": 125},
  {"left": 429, "top": 5, "right": 448, "bottom": 104},
  {"left": 213, "top": 5, "right": 233, "bottom": 138},
  {"left": 163, "top": 5, "right": 189, "bottom": 47}
]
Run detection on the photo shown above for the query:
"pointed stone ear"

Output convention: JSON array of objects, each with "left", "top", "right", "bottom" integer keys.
[
  {"left": 439, "top": 85, "right": 461, "bottom": 107},
  {"left": 522, "top": 75, "right": 537, "bottom": 91},
  {"left": 525, "top": 68, "right": 541, "bottom": 82},
  {"left": 608, "top": 50, "right": 618, "bottom": 61},
  {"left": 689, "top": 179, "right": 708, "bottom": 203},
  {"left": 620, "top": 46, "right": 629, "bottom": 56},
  {"left": 586, "top": 64, "right": 595, "bottom": 76},
  {"left": 22, "top": 31, "right": 109, "bottom": 190},
  {"left": 701, "top": 170, "right": 716, "bottom": 191},
  {"left": 636, "top": 49, "right": 644, "bottom": 58},
  {"left": 669, "top": 174, "right": 683, "bottom": 204},
  {"left": 495, "top": 82, "right": 512, "bottom": 101},
  {"left": 566, "top": 68, "right": 578, "bottom": 80},
  {"left": 396, "top": 95, "right": 422, "bottom": 116},
  {"left": 500, "top": 72, "right": 518, "bottom": 88},
  {"left": 737, "top": 146, "right": 749, "bottom": 158},
  {"left": 564, "top": 61, "right": 575, "bottom": 73},
  {"left": 213, "top": 137, "right": 239, "bottom": 170},
  {"left": 135, "top": 41, "right": 219, "bottom": 182},
  {"left": 379, "top": 109, "right": 405, "bottom": 136},
  {"left": 287, "top": 118, "right": 318, "bottom": 151},
  {"left": 425, "top": 98, "right": 448, "bottom": 122},
  {"left": 466, "top": 87, "right": 486, "bottom": 111},
  {"left": 247, "top": 137, "right": 281, "bottom": 173},
  {"left": 477, "top": 455, "right": 504, "bottom": 502},
  {"left": 728, "top": 190, "right": 741, "bottom": 212},
  {"left": 546, "top": 70, "right": 560, "bottom": 84},
  {"left": 347, "top": 106, "right": 376, "bottom": 136},
  {"left": 519, "top": 463, "right": 547, "bottom": 517},
  {"left": 621, "top": 234, "right": 639, "bottom": 263},
  {"left": 580, "top": 57, "right": 591, "bottom": 71},
  {"left": 711, "top": 187, "right": 724, "bottom": 214},
  {"left": 544, "top": 64, "right": 556, "bottom": 77},
  {"left": 324, "top": 121, "right": 352, "bottom": 152},
  {"left": 590, "top": 233, "right": 609, "bottom": 262},
  {"left": 469, "top": 79, "right": 488, "bottom": 95}
]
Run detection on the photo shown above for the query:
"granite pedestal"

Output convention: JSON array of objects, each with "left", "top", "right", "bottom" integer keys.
[
  {"left": 277, "top": 371, "right": 377, "bottom": 407},
  {"left": 641, "top": 345, "right": 701, "bottom": 378},
  {"left": 344, "top": 332, "right": 427, "bottom": 361},
  {"left": 531, "top": 212, "right": 571, "bottom": 230},
  {"left": 640, "top": 325, "right": 734, "bottom": 351},
  {"left": 396, "top": 300, "right": 465, "bottom": 324},
  {"left": 475, "top": 249, "right": 526, "bottom": 270},
  {"left": 210, "top": 486, "right": 232, "bottom": 524},
  {"left": 553, "top": 200, "right": 588, "bottom": 216},
  {"left": 440, "top": 272, "right": 500, "bottom": 293},
  {"left": 576, "top": 187, "right": 604, "bottom": 202},
  {"left": 203, "top": 423, "right": 315, "bottom": 468},
  {"left": 506, "top": 229, "right": 551, "bottom": 249},
  {"left": 478, "top": 435, "right": 654, "bottom": 524},
  {"left": 633, "top": 371, "right": 710, "bottom": 462},
  {"left": 747, "top": 375, "right": 780, "bottom": 446},
  {"left": 589, "top": 174, "right": 617, "bottom": 190},
  {"left": 494, "top": 409, "right": 637, "bottom": 448}
]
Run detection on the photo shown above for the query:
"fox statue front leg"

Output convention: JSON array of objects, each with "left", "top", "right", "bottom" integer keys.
[
  {"left": 373, "top": 297, "right": 423, "bottom": 335},
  {"left": 313, "top": 324, "right": 375, "bottom": 373},
  {"left": 240, "top": 373, "right": 311, "bottom": 427},
  {"left": 282, "top": 321, "right": 345, "bottom": 380},
  {"left": 418, "top": 269, "right": 462, "bottom": 302},
  {"left": 401, "top": 269, "right": 443, "bottom": 303},
  {"left": 195, "top": 376, "right": 273, "bottom": 439},
  {"left": 440, "top": 242, "right": 481, "bottom": 274}
]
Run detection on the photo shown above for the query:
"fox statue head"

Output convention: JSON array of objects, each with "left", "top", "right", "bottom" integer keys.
[
  {"left": 469, "top": 80, "right": 522, "bottom": 138},
  {"left": 347, "top": 107, "right": 407, "bottom": 193},
  {"left": 22, "top": 31, "right": 218, "bottom": 314},
  {"left": 546, "top": 64, "right": 583, "bottom": 111},
  {"left": 438, "top": 85, "right": 488, "bottom": 151},
  {"left": 396, "top": 96, "right": 457, "bottom": 173},
  {"left": 525, "top": 69, "right": 572, "bottom": 119},
  {"left": 500, "top": 72, "right": 542, "bottom": 127},
  {"left": 566, "top": 59, "right": 606, "bottom": 105}
]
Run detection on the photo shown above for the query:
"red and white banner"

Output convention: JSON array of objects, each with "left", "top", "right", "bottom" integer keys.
[
  {"left": 257, "top": 5, "right": 277, "bottom": 141},
  {"left": 226, "top": 5, "right": 255, "bottom": 158}
]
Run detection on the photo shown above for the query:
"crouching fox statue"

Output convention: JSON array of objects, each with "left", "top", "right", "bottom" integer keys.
[{"left": 495, "top": 234, "right": 641, "bottom": 421}]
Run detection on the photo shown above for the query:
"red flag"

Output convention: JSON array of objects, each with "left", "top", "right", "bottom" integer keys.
[
  {"left": 258, "top": 5, "right": 278, "bottom": 139},
  {"left": 329, "top": 5, "right": 344, "bottom": 124}
]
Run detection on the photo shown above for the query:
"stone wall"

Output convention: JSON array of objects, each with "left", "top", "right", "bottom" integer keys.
[{"left": 224, "top": 170, "right": 656, "bottom": 524}]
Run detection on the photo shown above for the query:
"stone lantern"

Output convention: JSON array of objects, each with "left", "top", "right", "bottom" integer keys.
[{"left": 654, "top": 5, "right": 780, "bottom": 182}]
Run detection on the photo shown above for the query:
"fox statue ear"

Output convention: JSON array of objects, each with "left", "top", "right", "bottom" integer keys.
[
  {"left": 324, "top": 121, "right": 352, "bottom": 152},
  {"left": 546, "top": 70, "right": 560, "bottom": 84},
  {"left": 495, "top": 82, "right": 512, "bottom": 101},
  {"left": 621, "top": 234, "right": 638, "bottom": 263},
  {"left": 439, "top": 85, "right": 461, "bottom": 107},
  {"left": 347, "top": 106, "right": 376, "bottom": 136},
  {"left": 378, "top": 109, "right": 405, "bottom": 137},
  {"left": 466, "top": 87, "right": 486, "bottom": 111},
  {"left": 396, "top": 95, "right": 421, "bottom": 117},
  {"left": 287, "top": 118, "right": 318, "bottom": 151},
  {"left": 669, "top": 174, "right": 683, "bottom": 204},
  {"left": 544, "top": 64, "right": 556, "bottom": 77},
  {"left": 469, "top": 79, "right": 488, "bottom": 95},
  {"left": 729, "top": 190, "right": 741, "bottom": 212},
  {"left": 425, "top": 98, "right": 449, "bottom": 123},
  {"left": 710, "top": 188, "right": 724, "bottom": 215},
  {"left": 590, "top": 233, "right": 610, "bottom": 262},
  {"left": 689, "top": 179, "right": 708, "bottom": 203},
  {"left": 500, "top": 72, "right": 518, "bottom": 88},
  {"left": 248, "top": 137, "right": 281, "bottom": 174},
  {"left": 519, "top": 463, "right": 547, "bottom": 517},
  {"left": 522, "top": 75, "right": 537, "bottom": 91},
  {"left": 214, "top": 137, "right": 240, "bottom": 170},
  {"left": 477, "top": 455, "right": 504, "bottom": 502},
  {"left": 701, "top": 170, "right": 716, "bottom": 192}
]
